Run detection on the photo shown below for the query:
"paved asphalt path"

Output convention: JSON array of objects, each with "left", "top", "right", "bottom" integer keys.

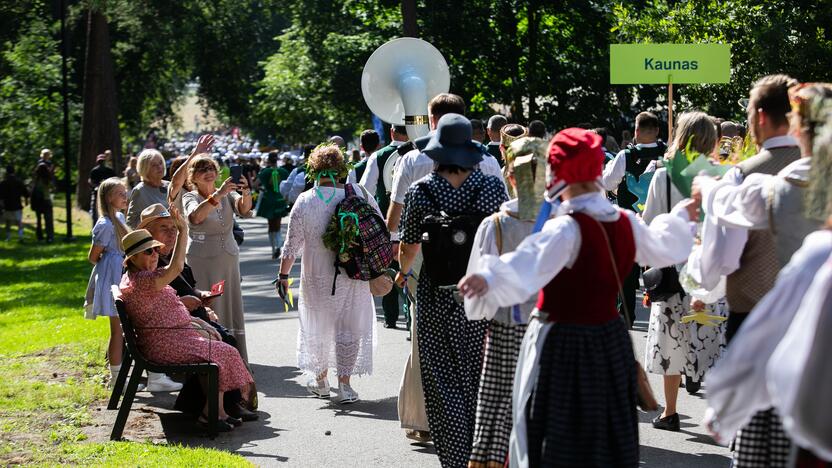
[{"left": 172, "top": 216, "right": 731, "bottom": 467}]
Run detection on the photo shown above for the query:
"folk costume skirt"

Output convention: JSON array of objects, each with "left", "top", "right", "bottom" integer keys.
[
  {"left": 470, "top": 321, "right": 527, "bottom": 468},
  {"left": 732, "top": 407, "right": 791, "bottom": 468},
  {"left": 417, "top": 275, "right": 488, "bottom": 468},
  {"left": 526, "top": 318, "right": 638, "bottom": 468}
]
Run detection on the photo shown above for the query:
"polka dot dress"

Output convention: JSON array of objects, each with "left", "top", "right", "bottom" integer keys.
[{"left": 401, "top": 170, "right": 508, "bottom": 467}]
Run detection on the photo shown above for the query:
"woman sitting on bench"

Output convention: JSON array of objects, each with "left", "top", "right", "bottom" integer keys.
[{"left": 119, "top": 207, "right": 253, "bottom": 432}]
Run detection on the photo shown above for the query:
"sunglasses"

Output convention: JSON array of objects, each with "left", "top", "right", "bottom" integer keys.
[{"left": 141, "top": 247, "right": 161, "bottom": 256}]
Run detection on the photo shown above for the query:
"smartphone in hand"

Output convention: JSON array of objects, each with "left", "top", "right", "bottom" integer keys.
[{"left": 229, "top": 165, "right": 243, "bottom": 184}]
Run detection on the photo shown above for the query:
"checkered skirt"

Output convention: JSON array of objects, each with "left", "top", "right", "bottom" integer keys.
[
  {"left": 469, "top": 321, "right": 527, "bottom": 467},
  {"left": 526, "top": 318, "right": 639, "bottom": 468},
  {"left": 732, "top": 407, "right": 791, "bottom": 467}
]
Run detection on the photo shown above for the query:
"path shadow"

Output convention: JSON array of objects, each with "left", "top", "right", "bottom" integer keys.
[
  {"left": 639, "top": 445, "right": 729, "bottom": 467},
  {"left": 318, "top": 395, "right": 399, "bottom": 422},
  {"left": 248, "top": 363, "right": 309, "bottom": 399},
  {"left": 164, "top": 410, "right": 289, "bottom": 463}
]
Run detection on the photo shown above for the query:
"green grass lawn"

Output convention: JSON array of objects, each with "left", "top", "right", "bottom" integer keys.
[{"left": 0, "top": 200, "right": 252, "bottom": 466}]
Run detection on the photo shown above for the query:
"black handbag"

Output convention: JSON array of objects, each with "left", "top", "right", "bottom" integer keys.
[
  {"left": 642, "top": 171, "right": 685, "bottom": 302},
  {"left": 232, "top": 220, "right": 244, "bottom": 245}
]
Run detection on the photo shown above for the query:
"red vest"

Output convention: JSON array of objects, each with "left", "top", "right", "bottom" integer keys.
[{"left": 535, "top": 212, "right": 636, "bottom": 325}]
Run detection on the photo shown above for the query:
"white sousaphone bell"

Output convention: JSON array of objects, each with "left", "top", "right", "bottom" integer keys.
[{"left": 361, "top": 37, "right": 450, "bottom": 192}]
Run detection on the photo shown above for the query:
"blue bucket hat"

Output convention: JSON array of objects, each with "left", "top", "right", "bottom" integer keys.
[{"left": 423, "top": 113, "right": 484, "bottom": 168}]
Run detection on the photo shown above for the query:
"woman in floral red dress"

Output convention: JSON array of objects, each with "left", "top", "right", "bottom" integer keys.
[{"left": 119, "top": 207, "right": 253, "bottom": 432}]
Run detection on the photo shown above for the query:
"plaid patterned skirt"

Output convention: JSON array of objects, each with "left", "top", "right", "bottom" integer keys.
[
  {"left": 732, "top": 407, "right": 791, "bottom": 467},
  {"left": 526, "top": 318, "right": 638, "bottom": 468},
  {"left": 469, "top": 321, "right": 527, "bottom": 468}
]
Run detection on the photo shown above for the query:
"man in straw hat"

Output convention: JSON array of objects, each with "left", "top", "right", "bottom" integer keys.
[
  {"left": 460, "top": 128, "right": 698, "bottom": 467},
  {"left": 139, "top": 203, "right": 259, "bottom": 420}
]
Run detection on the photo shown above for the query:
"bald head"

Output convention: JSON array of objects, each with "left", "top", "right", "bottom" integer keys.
[{"left": 328, "top": 135, "right": 346, "bottom": 148}]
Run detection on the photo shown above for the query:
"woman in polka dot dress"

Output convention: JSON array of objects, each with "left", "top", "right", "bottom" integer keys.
[{"left": 396, "top": 114, "right": 508, "bottom": 467}]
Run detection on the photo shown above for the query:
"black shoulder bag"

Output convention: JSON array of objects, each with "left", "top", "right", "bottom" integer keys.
[{"left": 641, "top": 171, "right": 686, "bottom": 302}]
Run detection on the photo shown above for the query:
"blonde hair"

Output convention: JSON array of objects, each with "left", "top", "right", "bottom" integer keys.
[
  {"left": 188, "top": 154, "right": 219, "bottom": 187},
  {"left": 40, "top": 148, "right": 52, "bottom": 158},
  {"left": 306, "top": 143, "right": 349, "bottom": 181},
  {"left": 667, "top": 111, "right": 718, "bottom": 158},
  {"left": 97, "top": 177, "right": 130, "bottom": 250},
  {"left": 136, "top": 149, "right": 166, "bottom": 179}
]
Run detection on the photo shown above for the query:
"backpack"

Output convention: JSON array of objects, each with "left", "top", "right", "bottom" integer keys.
[
  {"left": 324, "top": 183, "right": 394, "bottom": 294},
  {"left": 419, "top": 180, "right": 488, "bottom": 287}
]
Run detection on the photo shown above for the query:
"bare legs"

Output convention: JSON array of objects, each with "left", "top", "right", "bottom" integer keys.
[
  {"left": 661, "top": 374, "right": 681, "bottom": 417},
  {"left": 199, "top": 375, "right": 230, "bottom": 420},
  {"left": 108, "top": 316, "right": 124, "bottom": 366}
]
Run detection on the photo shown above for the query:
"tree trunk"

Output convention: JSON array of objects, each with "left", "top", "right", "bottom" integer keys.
[
  {"left": 526, "top": 1, "right": 539, "bottom": 119},
  {"left": 402, "top": 0, "right": 417, "bottom": 37},
  {"left": 77, "top": 8, "right": 121, "bottom": 210}
]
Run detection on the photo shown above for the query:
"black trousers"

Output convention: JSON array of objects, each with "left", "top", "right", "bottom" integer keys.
[
  {"left": 382, "top": 260, "right": 402, "bottom": 326},
  {"left": 619, "top": 264, "right": 640, "bottom": 328},
  {"left": 35, "top": 206, "right": 54, "bottom": 241},
  {"left": 725, "top": 312, "right": 749, "bottom": 344}
]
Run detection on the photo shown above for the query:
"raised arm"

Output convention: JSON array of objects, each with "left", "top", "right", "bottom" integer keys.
[
  {"left": 187, "top": 177, "right": 238, "bottom": 225},
  {"left": 169, "top": 134, "right": 214, "bottom": 204},
  {"left": 154, "top": 207, "right": 189, "bottom": 289}
]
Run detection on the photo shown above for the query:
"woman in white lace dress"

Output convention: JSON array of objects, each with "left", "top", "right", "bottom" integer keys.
[{"left": 277, "top": 144, "right": 378, "bottom": 404}]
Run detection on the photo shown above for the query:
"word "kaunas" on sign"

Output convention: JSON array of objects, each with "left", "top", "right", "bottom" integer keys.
[{"left": 644, "top": 58, "right": 699, "bottom": 70}]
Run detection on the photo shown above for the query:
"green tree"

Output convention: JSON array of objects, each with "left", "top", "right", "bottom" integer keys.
[
  {"left": 0, "top": 17, "right": 80, "bottom": 179},
  {"left": 612, "top": 0, "right": 832, "bottom": 125}
]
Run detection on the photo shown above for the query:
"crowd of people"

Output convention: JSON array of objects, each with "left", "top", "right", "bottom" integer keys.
[
  {"left": 291, "top": 77, "right": 830, "bottom": 468},
  {"left": 4, "top": 72, "right": 831, "bottom": 466}
]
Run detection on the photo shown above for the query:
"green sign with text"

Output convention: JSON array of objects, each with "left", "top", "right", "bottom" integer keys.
[{"left": 610, "top": 43, "right": 731, "bottom": 84}]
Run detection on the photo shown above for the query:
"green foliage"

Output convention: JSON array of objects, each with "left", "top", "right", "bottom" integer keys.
[
  {"left": 0, "top": 16, "right": 81, "bottom": 178},
  {"left": 2, "top": 0, "right": 832, "bottom": 167},
  {"left": 612, "top": 0, "right": 832, "bottom": 123},
  {"left": 256, "top": 1, "right": 399, "bottom": 142}
]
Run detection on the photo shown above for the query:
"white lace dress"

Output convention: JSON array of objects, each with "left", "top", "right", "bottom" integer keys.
[{"left": 282, "top": 183, "right": 378, "bottom": 377}]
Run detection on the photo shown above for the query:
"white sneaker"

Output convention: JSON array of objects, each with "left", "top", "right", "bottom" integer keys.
[
  {"left": 336, "top": 383, "right": 359, "bottom": 404},
  {"left": 146, "top": 373, "right": 183, "bottom": 392},
  {"left": 306, "top": 377, "right": 330, "bottom": 398}
]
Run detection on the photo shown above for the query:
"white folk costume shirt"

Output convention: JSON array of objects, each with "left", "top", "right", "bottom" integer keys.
[
  {"left": 687, "top": 139, "right": 803, "bottom": 290},
  {"left": 465, "top": 198, "right": 539, "bottom": 322},
  {"left": 390, "top": 148, "right": 507, "bottom": 205},
  {"left": 705, "top": 230, "right": 832, "bottom": 445},
  {"left": 465, "top": 192, "right": 694, "bottom": 318},
  {"left": 359, "top": 140, "right": 405, "bottom": 196},
  {"left": 601, "top": 142, "right": 659, "bottom": 191},
  {"left": 767, "top": 242, "right": 832, "bottom": 461},
  {"left": 463, "top": 191, "right": 694, "bottom": 468}
]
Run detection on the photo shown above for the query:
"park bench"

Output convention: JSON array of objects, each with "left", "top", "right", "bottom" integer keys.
[{"left": 108, "top": 286, "right": 219, "bottom": 439}]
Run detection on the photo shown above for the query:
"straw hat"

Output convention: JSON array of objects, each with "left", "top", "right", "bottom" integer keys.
[
  {"left": 122, "top": 229, "right": 165, "bottom": 260},
  {"left": 137, "top": 203, "right": 171, "bottom": 230}
]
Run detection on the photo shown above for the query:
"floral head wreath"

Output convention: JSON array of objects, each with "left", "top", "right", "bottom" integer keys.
[{"left": 305, "top": 143, "right": 350, "bottom": 204}]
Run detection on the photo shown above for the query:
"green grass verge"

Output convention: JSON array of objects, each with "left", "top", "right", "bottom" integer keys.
[{"left": 0, "top": 200, "right": 251, "bottom": 466}]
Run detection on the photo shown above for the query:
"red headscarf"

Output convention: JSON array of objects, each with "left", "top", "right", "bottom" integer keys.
[{"left": 545, "top": 128, "right": 605, "bottom": 199}]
